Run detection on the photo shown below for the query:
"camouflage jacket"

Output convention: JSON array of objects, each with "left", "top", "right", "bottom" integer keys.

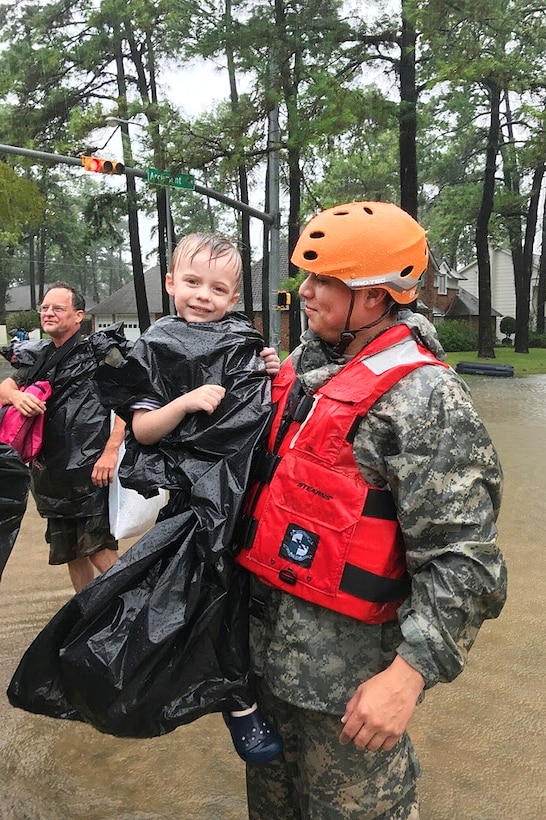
[{"left": 249, "top": 311, "right": 506, "bottom": 714}]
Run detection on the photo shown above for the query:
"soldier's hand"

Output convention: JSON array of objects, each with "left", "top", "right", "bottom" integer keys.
[{"left": 339, "top": 655, "right": 424, "bottom": 752}]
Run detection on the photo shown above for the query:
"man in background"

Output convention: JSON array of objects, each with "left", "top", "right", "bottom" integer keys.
[{"left": 0, "top": 283, "right": 127, "bottom": 591}]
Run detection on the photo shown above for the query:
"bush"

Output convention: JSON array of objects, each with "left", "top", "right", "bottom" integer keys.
[
  {"left": 529, "top": 332, "right": 546, "bottom": 348},
  {"left": 499, "top": 316, "right": 516, "bottom": 337},
  {"left": 435, "top": 320, "right": 478, "bottom": 352},
  {"left": 6, "top": 310, "right": 40, "bottom": 335}
]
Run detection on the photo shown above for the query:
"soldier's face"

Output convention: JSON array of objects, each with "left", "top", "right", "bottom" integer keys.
[
  {"left": 299, "top": 275, "right": 390, "bottom": 351},
  {"left": 299, "top": 274, "right": 355, "bottom": 345}
]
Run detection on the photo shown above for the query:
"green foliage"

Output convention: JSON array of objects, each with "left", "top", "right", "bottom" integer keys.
[
  {"left": 499, "top": 316, "right": 516, "bottom": 337},
  {"left": 280, "top": 270, "right": 307, "bottom": 293},
  {"left": 0, "top": 0, "right": 544, "bottom": 350},
  {"left": 304, "top": 127, "right": 399, "bottom": 213},
  {"left": 436, "top": 320, "right": 478, "bottom": 352},
  {"left": 0, "top": 163, "right": 44, "bottom": 248},
  {"left": 6, "top": 310, "right": 39, "bottom": 334},
  {"left": 528, "top": 332, "right": 546, "bottom": 349}
]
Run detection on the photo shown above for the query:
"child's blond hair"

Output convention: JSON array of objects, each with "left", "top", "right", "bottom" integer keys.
[{"left": 170, "top": 233, "right": 242, "bottom": 290}]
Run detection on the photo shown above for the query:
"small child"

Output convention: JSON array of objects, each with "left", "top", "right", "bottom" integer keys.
[{"left": 124, "top": 233, "right": 282, "bottom": 763}]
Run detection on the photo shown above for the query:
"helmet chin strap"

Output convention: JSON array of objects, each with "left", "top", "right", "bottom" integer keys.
[{"left": 332, "top": 291, "right": 395, "bottom": 356}]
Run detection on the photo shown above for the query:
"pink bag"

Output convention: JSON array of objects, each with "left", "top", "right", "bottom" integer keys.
[{"left": 0, "top": 381, "right": 53, "bottom": 463}]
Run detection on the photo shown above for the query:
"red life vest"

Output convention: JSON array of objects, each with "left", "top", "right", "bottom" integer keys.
[{"left": 236, "top": 324, "right": 449, "bottom": 623}]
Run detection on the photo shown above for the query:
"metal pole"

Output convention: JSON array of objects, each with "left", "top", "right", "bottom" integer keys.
[
  {"left": 267, "top": 89, "right": 282, "bottom": 352},
  {"left": 0, "top": 142, "right": 276, "bottom": 225},
  {"left": 0, "top": 142, "right": 84, "bottom": 168},
  {"left": 117, "top": 125, "right": 150, "bottom": 333},
  {"left": 165, "top": 187, "right": 173, "bottom": 265}
]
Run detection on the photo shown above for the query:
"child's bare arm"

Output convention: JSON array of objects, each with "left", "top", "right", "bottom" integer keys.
[{"left": 132, "top": 385, "right": 226, "bottom": 445}]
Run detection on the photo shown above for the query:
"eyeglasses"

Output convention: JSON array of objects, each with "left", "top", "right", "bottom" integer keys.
[{"left": 38, "top": 304, "right": 74, "bottom": 314}]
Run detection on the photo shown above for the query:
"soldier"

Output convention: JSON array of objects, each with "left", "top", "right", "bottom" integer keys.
[{"left": 235, "top": 201, "right": 507, "bottom": 818}]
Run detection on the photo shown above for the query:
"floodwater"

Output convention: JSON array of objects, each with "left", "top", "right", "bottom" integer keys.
[{"left": 1, "top": 374, "right": 545, "bottom": 819}]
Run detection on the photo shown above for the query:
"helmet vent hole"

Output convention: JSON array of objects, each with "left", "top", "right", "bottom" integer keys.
[
  {"left": 333, "top": 210, "right": 349, "bottom": 216},
  {"left": 400, "top": 265, "right": 414, "bottom": 278},
  {"left": 309, "top": 231, "right": 325, "bottom": 239},
  {"left": 363, "top": 206, "right": 374, "bottom": 215},
  {"left": 303, "top": 251, "right": 319, "bottom": 261}
]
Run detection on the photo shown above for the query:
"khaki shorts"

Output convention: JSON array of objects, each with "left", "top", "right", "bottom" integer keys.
[{"left": 45, "top": 515, "right": 118, "bottom": 565}]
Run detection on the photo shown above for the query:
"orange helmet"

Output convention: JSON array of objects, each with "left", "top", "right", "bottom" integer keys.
[{"left": 291, "top": 201, "right": 428, "bottom": 304}]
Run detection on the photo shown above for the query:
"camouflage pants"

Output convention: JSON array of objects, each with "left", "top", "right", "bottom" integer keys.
[{"left": 246, "top": 679, "right": 421, "bottom": 820}]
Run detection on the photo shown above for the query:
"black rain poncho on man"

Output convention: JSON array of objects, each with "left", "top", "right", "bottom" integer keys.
[
  {"left": 2, "top": 323, "right": 132, "bottom": 518},
  {"left": 8, "top": 313, "right": 272, "bottom": 738},
  {"left": 0, "top": 443, "right": 29, "bottom": 581}
]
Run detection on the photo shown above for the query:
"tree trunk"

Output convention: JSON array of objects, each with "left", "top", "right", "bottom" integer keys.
[
  {"left": 225, "top": 0, "right": 253, "bottom": 322},
  {"left": 127, "top": 24, "right": 169, "bottom": 317},
  {"left": 28, "top": 233, "right": 36, "bottom": 310},
  {"left": 501, "top": 92, "right": 542, "bottom": 354},
  {"left": 475, "top": 80, "right": 500, "bottom": 358},
  {"left": 516, "top": 164, "right": 544, "bottom": 350},
  {"left": 90, "top": 246, "right": 100, "bottom": 303},
  {"left": 0, "top": 278, "right": 8, "bottom": 325},
  {"left": 537, "top": 193, "right": 546, "bottom": 334},
  {"left": 399, "top": 0, "right": 418, "bottom": 220},
  {"left": 113, "top": 23, "right": 149, "bottom": 333},
  {"left": 38, "top": 226, "right": 46, "bottom": 305},
  {"left": 274, "top": 0, "right": 302, "bottom": 351}
]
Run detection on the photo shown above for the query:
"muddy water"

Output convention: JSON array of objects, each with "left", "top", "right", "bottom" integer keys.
[{"left": 1, "top": 375, "right": 545, "bottom": 819}]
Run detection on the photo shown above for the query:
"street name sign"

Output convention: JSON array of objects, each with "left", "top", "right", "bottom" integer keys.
[{"left": 146, "top": 167, "right": 195, "bottom": 190}]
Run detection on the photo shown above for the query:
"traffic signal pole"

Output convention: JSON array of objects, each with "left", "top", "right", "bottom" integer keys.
[
  {"left": 0, "top": 141, "right": 282, "bottom": 345},
  {"left": 0, "top": 142, "right": 277, "bottom": 224}
]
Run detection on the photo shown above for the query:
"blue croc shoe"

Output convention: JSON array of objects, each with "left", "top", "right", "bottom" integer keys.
[{"left": 223, "top": 708, "right": 283, "bottom": 765}]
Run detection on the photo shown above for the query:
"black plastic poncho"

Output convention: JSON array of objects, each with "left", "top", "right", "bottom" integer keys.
[
  {"left": 8, "top": 313, "right": 272, "bottom": 738},
  {"left": 0, "top": 444, "right": 29, "bottom": 581},
  {"left": 4, "top": 324, "right": 132, "bottom": 517}
]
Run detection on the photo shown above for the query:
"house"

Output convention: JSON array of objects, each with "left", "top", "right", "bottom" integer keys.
[
  {"left": 88, "top": 266, "right": 167, "bottom": 341},
  {"left": 419, "top": 254, "right": 501, "bottom": 334},
  {"left": 94, "top": 240, "right": 519, "bottom": 348},
  {"left": 89, "top": 244, "right": 292, "bottom": 348},
  {"left": 457, "top": 246, "right": 540, "bottom": 323},
  {"left": 419, "top": 256, "right": 467, "bottom": 322},
  {"left": 443, "top": 287, "right": 501, "bottom": 334},
  {"left": 5, "top": 284, "right": 42, "bottom": 313}
]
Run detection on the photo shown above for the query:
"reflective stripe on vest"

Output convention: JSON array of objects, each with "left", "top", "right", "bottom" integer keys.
[{"left": 236, "top": 325, "right": 449, "bottom": 623}]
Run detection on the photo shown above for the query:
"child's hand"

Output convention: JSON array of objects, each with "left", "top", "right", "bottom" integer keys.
[
  {"left": 261, "top": 347, "right": 281, "bottom": 377},
  {"left": 182, "top": 384, "right": 226, "bottom": 415}
]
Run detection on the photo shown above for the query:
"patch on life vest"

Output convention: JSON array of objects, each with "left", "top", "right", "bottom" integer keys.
[
  {"left": 362, "top": 338, "right": 434, "bottom": 375},
  {"left": 279, "top": 524, "right": 319, "bottom": 568}
]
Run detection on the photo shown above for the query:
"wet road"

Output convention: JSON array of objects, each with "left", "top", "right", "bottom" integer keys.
[{"left": 0, "top": 372, "right": 545, "bottom": 819}]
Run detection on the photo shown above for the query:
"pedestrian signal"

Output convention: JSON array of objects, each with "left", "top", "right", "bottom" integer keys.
[
  {"left": 277, "top": 291, "right": 291, "bottom": 309},
  {"left": 81, "top": 156, "right": 125, "bottom": 175}
]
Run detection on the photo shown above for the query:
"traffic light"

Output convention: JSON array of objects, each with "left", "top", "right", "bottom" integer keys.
[
  {"left": 277, "top": 291, "right": 291, "bottom": 310},
  {"left": 81, "top": 155, "right": 125, "bottom": 175}
]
